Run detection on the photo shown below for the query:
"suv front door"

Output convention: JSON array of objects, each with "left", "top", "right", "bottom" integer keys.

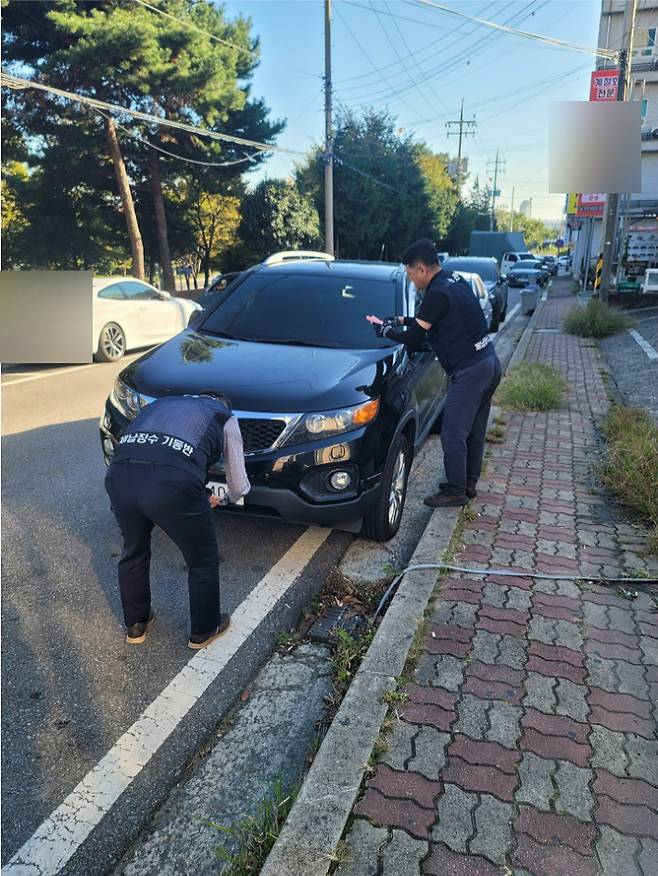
[{"left": 402, "top": 278, "right": 446, "bottom": 436}]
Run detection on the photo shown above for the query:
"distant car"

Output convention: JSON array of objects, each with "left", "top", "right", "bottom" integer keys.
[
  {"left": 195, "top": 272, "right": 242, "bottom": 311},
  {"left": 505, "top": 260, "right": 545, "bottom": 288},
  {"left": 557, "top": 255, "right": 572, "bottom": 271},
  {"left": 455, "top": 271, "right": 494, "bottom": 332},
  {"left": 640, "top": 268, "right": 658, "bottom": 294},
  {"left": 436, "top": 251, "right": 449, "bottom": 264},
  {"left": 501, "top": 251, "right": 535, "bottom": 275},
  {"left": 93, "top": 277, "right": 201, "bottom": 362},
  {"left": 441, "top": 257, "right": 508, "bottom": 332}
]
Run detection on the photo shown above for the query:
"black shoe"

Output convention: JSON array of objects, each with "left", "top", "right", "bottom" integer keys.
[
  {"left": 424, "top": 491, "right": 468, "bottom": 508},
  {"left": 188, "top": 613, "right": 231, "bottom": 650},
  {"left": 440, "top": 481, "right": 477, "bottom": 499},
  {"left": 126, "top": 612, "right": 155, "bottom": 644}
]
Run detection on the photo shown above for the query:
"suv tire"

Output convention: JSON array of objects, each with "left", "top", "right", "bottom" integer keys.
[{"left": 362, "top": 433, "right": 410, "bottom": 542}]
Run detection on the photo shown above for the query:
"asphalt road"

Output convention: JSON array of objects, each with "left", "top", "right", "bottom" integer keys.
[
  {"left": 1, "top": 352, "right": 351, "bottom": 874},
  {"left": 601, "top": 306, "right": 658, "bottom": 422},
  {"left": 1, "top": 294, "right": 522, "bottom": 874}
]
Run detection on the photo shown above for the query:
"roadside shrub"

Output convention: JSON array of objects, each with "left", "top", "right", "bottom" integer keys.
[
  {"left": 599, "top": 406, "right": 658, "bottom": 553},
  {"left": 563, "top": 300, "right": 632, "bottom": 339},
  {"left": 497, "top": 363, "right": 567, "bottom": 412}
]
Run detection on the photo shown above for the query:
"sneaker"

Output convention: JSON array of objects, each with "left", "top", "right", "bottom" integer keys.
[
  {"left": 440, "top": 481, "right": 477, "bottom": 499},
  {"left": 126, "top": 612, "right": 155, "bottom": 644},
  {"left": 188, "top": 613, "right": 231, "bottom": 650},
  {"left": 424, "top": 491, "right": 468, "bottom": 508}
]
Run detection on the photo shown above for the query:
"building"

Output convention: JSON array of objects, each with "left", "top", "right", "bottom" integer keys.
[
  {"left": 573, "top": 1, "right": 658, "bottom": 286},
  {"left": 519, "top": 199, "right": 533, "bottom": 218}
]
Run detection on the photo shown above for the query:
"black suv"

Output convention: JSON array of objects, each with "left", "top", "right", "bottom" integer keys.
[
  {"left": 441, "top": 257, "right": 508, "bottom": 332},
  {"left": 99, "top": 257, "right": 447, "bottom": 541}
]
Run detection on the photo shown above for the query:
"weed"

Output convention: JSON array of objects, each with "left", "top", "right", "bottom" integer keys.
[
  {"left": 383, "top": 688, "right": 409, "bottom": 705},
  {"left": 598, "top": 405, "right": 658, "bottom": 555},
  {"left": 331, "top": 627, "right": 375, "bottom": 695},
  {"left": 211, "top": 778, "right": 298, "bottom": 875},
  {"left": 497, "top": 362, "right": 567, "bottom": 412},
  {"left": 486, "top": 424, "right": 506, "bottom": 443},
  {"left": 563, "top": 300, "right": 632, "bottom": 339}
]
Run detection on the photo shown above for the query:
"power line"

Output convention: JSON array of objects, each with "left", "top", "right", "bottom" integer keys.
[
  {"left": 95, "top": 109, "right": 262, "bottom": 167},
  {"left": 412, "top": 0, "right": 618, "bottom": 59},
  {"left": 133, "top": 0, "right": 254, "bottom": 56},
  {"left": 1, "top": 72, "right": 302, "bottom": 156}
]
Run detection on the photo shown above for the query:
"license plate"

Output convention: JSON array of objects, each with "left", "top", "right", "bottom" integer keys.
[{"left": 206, "top": 481, "right": 245, "bottom": 506}]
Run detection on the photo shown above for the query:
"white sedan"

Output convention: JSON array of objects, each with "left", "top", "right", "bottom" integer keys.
[{"left": 93, "top": 277, "right": 201, "bottom": 362}]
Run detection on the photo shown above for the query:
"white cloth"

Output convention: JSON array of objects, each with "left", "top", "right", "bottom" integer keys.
[{"left": 223, "top": 416, "right": 251, "bottom": 503}]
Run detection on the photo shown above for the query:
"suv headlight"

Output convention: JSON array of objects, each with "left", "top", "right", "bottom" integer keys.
[
  {"left": 281, "top": 399, "right": 379, "bottom": 446},
  {"left": 110, "top": 377, "right": 152, "bottom": 419}
]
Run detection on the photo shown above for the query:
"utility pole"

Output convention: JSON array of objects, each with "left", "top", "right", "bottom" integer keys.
[
  {"left": 487, "top": 148, "right": 505, "bottom": 231},
  {"left": 510, "top": 186, "right": 515, "bottom": 231},
  {"left": 599, "top": 0, "right": 636, "bottom": 302},
  {"left": 445, "top": 99, "right": 476, "bottom": 190},
  {"left": 324, "top": 0, "right": 334, "bottom": 256}
]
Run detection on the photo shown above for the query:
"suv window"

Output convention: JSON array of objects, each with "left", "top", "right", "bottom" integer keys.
[
  {"left": 201, "top": 270, "right": 399, "bottom": 349},
  {"left": 98, "top": 282, "right": 126, "bottom": 300},
  {"left": 443, "top": 258, "right": 498, "bottom": 283},
  {"left": 121, "top": 281, "right": 161, "bottom": 301}
]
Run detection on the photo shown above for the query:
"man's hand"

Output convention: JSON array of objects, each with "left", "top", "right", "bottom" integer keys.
[{"left": 208, "top": 494, "right": 221, "bottom": 509}]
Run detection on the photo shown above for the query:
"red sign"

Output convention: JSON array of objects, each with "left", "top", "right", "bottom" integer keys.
[
  {"left": 577, "top": 193, "right": 606, "bottom": 217},
  {"left": 590, "top": 69, "right": 619, "bottom": 101}
]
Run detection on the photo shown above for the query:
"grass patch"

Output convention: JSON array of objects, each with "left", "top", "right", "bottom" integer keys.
[
  {"left": 212, "top": 778, "right": 298, "bottom": 875},
  {"left": 599, "top": 405, "right": 658, "bottom": 554},
  {"left": 497, "top": 362, "right": 567, "bottom": 412},
  {"left": 563, "top": 300, "right": 632, "bottom": 339},
  {"left": 331, "top": 626, "right": 375, "bottom": 695},
  {"left": 486, "top": 424, "right": 506, "bottom": 443}
]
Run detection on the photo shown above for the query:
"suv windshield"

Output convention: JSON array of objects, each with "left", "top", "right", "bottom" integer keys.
[
  {"left": 442, "top": 259, "right": 497, "bottom": 282},
  {"left": 200, "top": 270, "right": 398, "bottom": 349}
]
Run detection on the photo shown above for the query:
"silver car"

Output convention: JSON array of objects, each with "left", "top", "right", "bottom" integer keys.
[{"left": 455, "top": 271, "right": 494, "bottom": 332}]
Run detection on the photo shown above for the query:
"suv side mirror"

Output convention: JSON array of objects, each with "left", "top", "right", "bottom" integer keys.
[
  {"left": 187, "top": 309, "right": 203, "bottom": 328},
  {"left": 501, "top": 274, "right": 507, "bottom": 281}
]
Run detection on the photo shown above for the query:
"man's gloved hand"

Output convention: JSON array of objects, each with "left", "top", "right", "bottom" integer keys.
[{"left": 374, "top": 321, "right": 394, "bottom": 338}]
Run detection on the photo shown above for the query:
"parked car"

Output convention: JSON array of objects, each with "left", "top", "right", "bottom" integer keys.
[
  {"left": 454, "top": 271, "right": 494, "bottom": 332},
  {"left": 93, "top": 277, "right": 201, "bottom": 362},
  {"left": 100, "top": 257, "right": 449, "bottom": 541},
  {"left": 541, "top": 255, "right": 557, "bottom": 276},
  {"left": 195, "top": 272, "right": 242, "bottom": 311},
  {"left": 640, "top": 268, "right": 658, "bottom": 294},
  {"left": 441, "top": 257, "right": 508, "bottom": 332},
  {"left": 501, "top": 251, "right": 535, "bottom": 275},
  {"left": 505, "top": 260, "right": 546, "bottom": 288}
]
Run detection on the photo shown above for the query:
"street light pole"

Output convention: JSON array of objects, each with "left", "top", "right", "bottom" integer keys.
[
  {"left": 599, "top": 0, "right": 637, "bottom": 302},
  {"left": 324, "top": 0, "right": 334, "bottom": 256}
]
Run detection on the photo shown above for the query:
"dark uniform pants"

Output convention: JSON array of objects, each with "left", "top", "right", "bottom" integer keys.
[
  {"left": 441, "top": 353, "right": 502, "bottom": 495},
  {"left": 105, "top": 460, "right": 220, "bottom": 636}
]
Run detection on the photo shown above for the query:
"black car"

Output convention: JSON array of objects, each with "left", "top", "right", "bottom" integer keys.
[
  {"left": 100, "top": 259, "right": 448, "bottom": 541},
  {"left": 506, "top": 260, "right": 547, "bottom": 288},
  {"left": 441, "top": 257, "right": 508, "bottom": 332},
  {"left": 541, "top": 255, "right": 557, "bottom": 276}
]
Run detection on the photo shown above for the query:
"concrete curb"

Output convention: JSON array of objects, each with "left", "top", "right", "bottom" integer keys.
[
  {"left": 261, "top": 307, "right": 542, "bottom": 876},
  {"left": 506, "top": 293, "right": 547, "bottom": 371}
]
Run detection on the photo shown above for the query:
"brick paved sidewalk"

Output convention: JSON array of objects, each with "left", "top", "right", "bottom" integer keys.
[{"left": 338, "top": 292, "right": 658, "bottom": 876}]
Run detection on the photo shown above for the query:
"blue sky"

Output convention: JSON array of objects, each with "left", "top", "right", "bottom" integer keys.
[{"left": 221, "top": 0, "right": 603, "bottom": 221}]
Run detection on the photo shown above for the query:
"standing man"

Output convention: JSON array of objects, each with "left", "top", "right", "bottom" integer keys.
[
  {"left": 367, "top": 238, "right": 501, "bottom": 508},
  {"left": 105, "top": 392, "right": 250, "bottom": 649}
]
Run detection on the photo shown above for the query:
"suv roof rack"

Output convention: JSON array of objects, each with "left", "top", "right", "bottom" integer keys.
[{"left": 263, "top": 250, "right": 335, "bottom": 265}]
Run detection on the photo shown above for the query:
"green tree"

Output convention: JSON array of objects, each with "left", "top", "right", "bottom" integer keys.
[
  {"left": 297, "top": 109, "right": 436, "bottom": 261},
  {"left": 233, "top": 179, "right": 320, "bottom": 267},
  {"left": 494, "top": 209, "right": 555, "bottom": 251}
]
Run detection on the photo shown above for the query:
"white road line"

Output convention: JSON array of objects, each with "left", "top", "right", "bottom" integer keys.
[
  {"left": 1, "top": 363, "right": 98, "bottom": 386},
  {"left": 4, "top": 526, "right": 331, "bottom": 875},
  {"left": 628, "top": 329, "right": 658, "bottom": 361}
]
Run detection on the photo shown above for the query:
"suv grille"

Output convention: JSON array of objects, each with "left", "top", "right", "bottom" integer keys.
[{"left": 238, "top": 418, "right": 287, "bottom": 453}]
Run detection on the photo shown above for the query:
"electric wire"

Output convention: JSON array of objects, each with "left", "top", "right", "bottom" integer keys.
[
  {"left": 0, "top": 72, "right": 302, "bottom": 156},
  {"left": 410, "top": 0, "right": 619, "bottom": 60},
  {"left": 134, "top": 0, "right": 254, "bottom": 56}
]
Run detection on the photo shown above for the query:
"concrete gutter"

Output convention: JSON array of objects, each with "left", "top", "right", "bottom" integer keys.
[{"left": 261, "top": 302, "right": 542, "bottom": 876}]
